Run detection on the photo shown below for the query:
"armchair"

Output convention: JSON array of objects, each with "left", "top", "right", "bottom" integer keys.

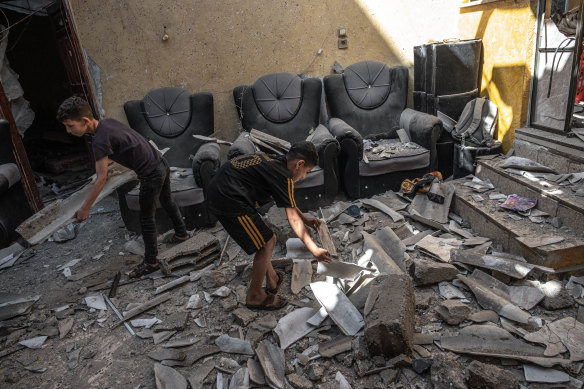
[
  {"left": 0, "top": 119, "right": 33, "bottom": 247},
  {"left": 230, "top": 72, "right": 340, "bottom": 210},
  {"left": 117, "top": 87, "right": 219, "bottom": 232},
  {"left": 324, "top": 60, "right": 443, "bottom": 198}
]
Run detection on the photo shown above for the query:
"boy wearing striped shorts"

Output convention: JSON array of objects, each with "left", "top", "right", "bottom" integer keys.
[{"left": 206, "top": 141, "right": 331, "bottom": 310}]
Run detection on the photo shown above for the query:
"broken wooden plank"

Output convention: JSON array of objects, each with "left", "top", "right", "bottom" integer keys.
[
  {"left": 317, "top": 218, "right": 337, "bottom": 258},
  {"left": 450, "top": 249, "right": 535, "bottom": 279},
  {"left": 16, "top": 164, "right": 136, "bottom": 245},
  {"left": 192, "top": 134, "right": 233, "bottom": 145},
  {"left": 111, "top": 293, "right": 171, "bottom": 329},
  {"left": 311, "top": 281, "right": 364, "bottom": 336},
  {"left": 361, "top": 198, "right": 404, "bottom": 222}
]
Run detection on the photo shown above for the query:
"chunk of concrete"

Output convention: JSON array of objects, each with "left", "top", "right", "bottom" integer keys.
[
  {"left": 364, "top": 274, "right": 415, "bottom": 357},
  {"left": 466, "top": 360, "right": 518, "bottom": 388},
  {"left": 437, "top": 300, "right": 471, "bottom": 325},
  {"left": 154, "top": 363, "right": 187, "bottom": 389},
  {"left": 215, "top": 334, "right": 254, "bottom": 355},
  {"left": 410, "top": 257, "right": 458, "bottom": 286}
]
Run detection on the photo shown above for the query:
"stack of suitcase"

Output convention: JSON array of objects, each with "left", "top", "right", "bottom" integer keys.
[{"left": 414, "top": 39, "right": 490, "bottom": 178}]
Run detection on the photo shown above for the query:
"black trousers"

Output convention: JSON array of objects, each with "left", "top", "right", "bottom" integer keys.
[{"left": 139, "top": 157, "right": 187, "bottom": 263}]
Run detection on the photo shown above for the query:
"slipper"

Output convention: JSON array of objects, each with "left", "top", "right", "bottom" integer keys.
[
  {"left": 168, "top": 234, "right": 190, "bottom": 244},
  {"left": 265, "top": 271, "right": 284, "bottom": 294},
  {"left": 129, "top": 262, "right": 159, "bottom": 278},
  {"left": 245, "top": 294, "right": 288, "bottom": 311}
]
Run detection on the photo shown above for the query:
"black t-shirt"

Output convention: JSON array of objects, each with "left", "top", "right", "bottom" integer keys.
[
  {"left": 92, "top": 118, "right": 160, "bottom": 177},
  {"left": 206, "top": 153, "right": 297, "bottom": 216}
]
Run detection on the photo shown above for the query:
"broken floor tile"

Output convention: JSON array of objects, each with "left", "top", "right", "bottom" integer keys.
[
  {"left": 186, "top": 294, "right": 205, "bottom": 309},
  {"left": 229, "top": 367, "right": 249, "bottom": 389},
  {"left": 156, "top": 312, "right": 189, "bottom": 332},
  {"left": 256, "top": 339, "right": 285, "bottom": 389},
  {"left": 148, "top": 348, "right": 186, "bottom": 362},
  {"left": 523, "top": 365, "right": 570, "bottom": 383},
  {"left": 153, "top": 331, "right": 176, "bottom": 345},
  {"left": 212, "top": 286, "right": 231, "bottom": 297},
  {"left": 544, "top": 317, "right": 584, "bottom": 361},
  {"left": 215, "top": 334, "right": 254, "bottom": 355},
  {"left": 154, "top": 363, "right": 187, "bottom": 389},
  {"left": 415, "top": 235, "right": 460, "bottom": 263},
  {"left": 187, "top": 358, "right": 214, "bottom": 389},
  {"left": 291, "top": 259, "right": 312, "bottom": 294},
  {"left": 84, "top": 295, "right": 107, "bottom": 311},
  {"left": 274, "top": 307, "right": 319, "bottom": 349},
  {"left": 58, "top": 317, "right": 74, "bottom": 339},
  {"left": 438, "top": 282, "right": 467, "bottom": 300},
  {"left": 130, "top": 317, "right": 161, "bottom": 329},
  {"left": 311, "top": 281, "right": 364, "bottom": 336},
  {"left": 247, "top": 358, "right": 266, "bottom": 385},
  {"left": 216, "top": 356, "right": 240, "bottom": 374},
  {"left": 468, "top": 310, "right": 499, "bottom": 323},
  {"left": 19, "top": 336, "right": 47, "bottom": 349},
  {"left": 524, "top": 324, "right": 568, "bottom": 357}
]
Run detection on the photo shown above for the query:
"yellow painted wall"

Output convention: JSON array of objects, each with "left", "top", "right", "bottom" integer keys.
[
  {"left": 458, "top": 0, "right": 537, "bottom": 152},
  {"left": 67, "top": 0, "right": 460, "bottom": 141}
]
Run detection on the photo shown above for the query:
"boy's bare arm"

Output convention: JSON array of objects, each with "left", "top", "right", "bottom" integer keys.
[
  {"left": 285, "top": 207, "right": 331, "bottom": 263},
  {"left": 75, "top": 156, "right": 109, "bottom": 222}
]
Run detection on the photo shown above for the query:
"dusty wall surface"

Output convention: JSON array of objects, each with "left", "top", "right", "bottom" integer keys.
[
  {"left": 68, "top": 0, "right": 460, "bottom": 141},
  {"left": 458, "top": 0, "right": 537, "bottom": 152}
]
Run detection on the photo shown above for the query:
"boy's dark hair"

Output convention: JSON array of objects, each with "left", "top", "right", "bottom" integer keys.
[
  {"left": 56, "top": 96, "right": 94, "bottom": 122},
  {"left": 286, "top": 141, "right": 318, "bottom": 167}
]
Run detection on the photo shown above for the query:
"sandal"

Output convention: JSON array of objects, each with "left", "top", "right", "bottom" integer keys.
[
  {"left": 129, "top": 262, "right": 159, "bottom": 278},
  {"left": 265, "top": 271, "right": 284, "bottom": 294},
  {"left": 245, "top": 294, "right": 288, "bottom": 311},
  {"left": 169, "top": 233, "right": 190, "bottom": 244}
]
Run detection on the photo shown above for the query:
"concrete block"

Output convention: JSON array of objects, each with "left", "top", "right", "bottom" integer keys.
[
  {"left": 410, "top": 257, "right": 458, "bottom": 286},
  {"left": 364, "top": 274, "right": 415, "bottom": 357},
  {"left": 437, "top": 299, "right": 471, "bottom": 325}
]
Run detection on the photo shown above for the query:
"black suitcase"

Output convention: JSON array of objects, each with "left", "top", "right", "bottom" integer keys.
[
  {"left": 453, "top": 142, "right": 502, "bottom": 179},
  {"left": 414, "top": 39, "right": 483, "bottom": 121}
]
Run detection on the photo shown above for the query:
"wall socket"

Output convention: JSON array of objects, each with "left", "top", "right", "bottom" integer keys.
[
  {"left": 337, "top": 27, "right": 347, "bottom": 37},
  {"left": 338, "top": 38, "right": 348, "bottom": 49}
]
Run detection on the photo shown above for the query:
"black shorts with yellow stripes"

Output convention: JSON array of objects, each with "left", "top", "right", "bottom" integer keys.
[{"left": 215, "top": 212, "right": 274, "bottom": 255}]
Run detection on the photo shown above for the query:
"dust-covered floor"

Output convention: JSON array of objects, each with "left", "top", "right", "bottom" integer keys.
[{"left": 0, "top": 190, "right": 583, "bottom": 389}]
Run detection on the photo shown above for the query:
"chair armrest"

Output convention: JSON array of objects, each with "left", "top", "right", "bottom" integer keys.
[
  {"left": 399, "top": 108, "right": 443, "bottom": 171},
  {"left": 227, "top": 132, "right": 257, "bottom": 160},
  {"left": 191, "top": 142, "right": 221, "bottom": 188},
  {"left": 328, "top": 118, "right": 363, "bottom": 158},
  {"left": 306, "top": 124, "right": 340, "bottom": 166}
]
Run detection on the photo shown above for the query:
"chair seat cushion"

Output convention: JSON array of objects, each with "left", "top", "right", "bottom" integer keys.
[
  {"left": 252, "top": 73, "right": 302, "bottom": 123},
  {"left": 125, "top": 168, "right": 205, "bottom": 210},
  {"left": 359, "top": 140, "right": 429, "bottom": 176},
  {"left": 295, "top": 165, "right": 324, "bottom": 189},
  {"left": 0, "top": 163, "right": 20, "bottom": 196}
]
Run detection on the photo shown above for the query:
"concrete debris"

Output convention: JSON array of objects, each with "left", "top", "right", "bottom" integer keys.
[
  {"left": 158, "top": 232, "right": 220, "bottom": 275},
  {"left": 216, "top": 356, "right": 240, "bottom": 374},
  {"left": 319, "top": 335, "right": 352, "bottom": 358},
  {"left": 58, "top": 317, "right": 74, "bottom": 339},
  {"left": 360, "top": 198, "right": 404, "bottom": 222},
  {"left": 287, "top": 373, "right": 312, "bottom": 389},
  {"left": 256, "top": 339, "right": 285, "bottom": 389},
  {"left": 84, "top": 295, "right": 107, "bottom": 311},
  {"left": 212, "top": 286, "right": 231, "bottom": 297},
  {"left": 232, "top": 307, "right": 258, "bottom": 327},
  {"left": 187, "top": 358, "right": 215, "bottom": 389},
  {"left": 437, "top": 299, "right": 471, "bottom": 325},
  {"left": 529, "top": 280, "right": 574, "bottom": 310},
  {"left": 113, "top": 293, "right": 171, "bottom": 329},
  {"left": 439, "top": 282, "right": 467, "bottom": 300},
  {"left": 441, "top": 325, "right": 570, "bottom": 367},
  {"left": 335, "top": 371, "right": 352, "bottom": 389},
  {"left": 291, "top": 259, "right": 312, "bottom": 294},
  {"left": 186, "top": 294, "right": 205, "bottom": 309},
  {"left": 19, "top": 336, "right": 48, "bottom": 349},
  {"left": 466, "top": 360, "right": 518, "bottom": 388},
  {"left": 316, "top": 260, "right": 372, "bottom": 280},
  {"left": 215, "top": 334, "right": 254, "bottom": 355},
  {"left": 410, "top": 257, "right": 458, "bottom": 285},
  {"left": 148, "top": 348, "right": 186, "bottom": 362},
  {"left": 154, "top": 363, "right": 187, "bottom": 389},
  {"left": 415, "top": 235, "right": 460, "bottom": 262},
  {"left": 523, "top": 365, "right": 570, "bottom": 383},
  {"left": 228, "top": 367, "right": 249, "bottom": 389},
  {"left": 162, "top": 336, "right": 200, "bottom": 348},
  {"left": 286, "top": 238, "right": 313, "bottom": 259},
  {"left": 317, "top": 217, "right": 338, "bottom": 257},
  {"left": 373, "top": 227, "right": 407, "bottom": 272},
  {"left": 516, "top": 234, "right": 565, "bottom": 248},
  {"left": 468, "top": 310, "right": 499, "bottom": 323},
  {"left": 410, "top": 182, "right": 455, "bottom": 224},
  {"left": 311, "top": 281, "right": 364, "bottom": 336},
  {"left": 274, "top": 307, "right": 319, "bottom": 349},
  {"left": 364, "top": 274, "right": 414, "bottom": 357},
  {"left": 524, "top": 324, "right": 568, "bottom": 357},
  {"left": 450, "top": 249, "right": 535, "bottom": 279},
  {"left": 130, "top": 317, "right": 161, "bottom": 329},
  {"left": 361, "top": 232, "right": 402, "bottom": 275},
  {"left": 153, "top": 331, "right": 176, "bottom": 345},
  {"left": 247, "top": 358, "right": 266, "bottom": 385},
  {"left": 49, "top": 222, "right": 78, "bottom": 242},
  {"left": 0, "top": 294, "right": 40, "bottom": 321},
  {"left": 123, "top": 239, "right": 144, "bottom": 255},
  {"left": 457, "top": 273, "right": 531, "bottom": 324}
]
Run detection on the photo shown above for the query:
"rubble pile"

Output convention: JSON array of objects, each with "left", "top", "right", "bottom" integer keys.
[{"left": 0, "top": 185, "right": 583, "bottom": 388}]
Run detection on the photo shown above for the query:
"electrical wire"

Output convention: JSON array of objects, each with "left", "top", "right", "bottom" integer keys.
[{"left": 0, "top": 3, "right": 50, "bottom": 37}]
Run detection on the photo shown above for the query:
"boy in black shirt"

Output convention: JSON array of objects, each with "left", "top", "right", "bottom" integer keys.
[
  {"left": 57, "top": 97, "right": 189, "bottom": 278},
  {"left": 206, "top": 142, "right": 331, "bottom": 310}
]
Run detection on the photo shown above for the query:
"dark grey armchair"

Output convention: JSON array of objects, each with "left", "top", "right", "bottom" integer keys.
[
  {"left": 324, "top": 60, "right": 443, "bottom": 198},
  {"left": 0, "top": 119, "right": 32, "bottom": 247},
  {"left": 118, "top": 87, "right": 219, "bottom": 232},
  {"left": 230, "top": 72, "right": 340, "bottom": 210}
]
